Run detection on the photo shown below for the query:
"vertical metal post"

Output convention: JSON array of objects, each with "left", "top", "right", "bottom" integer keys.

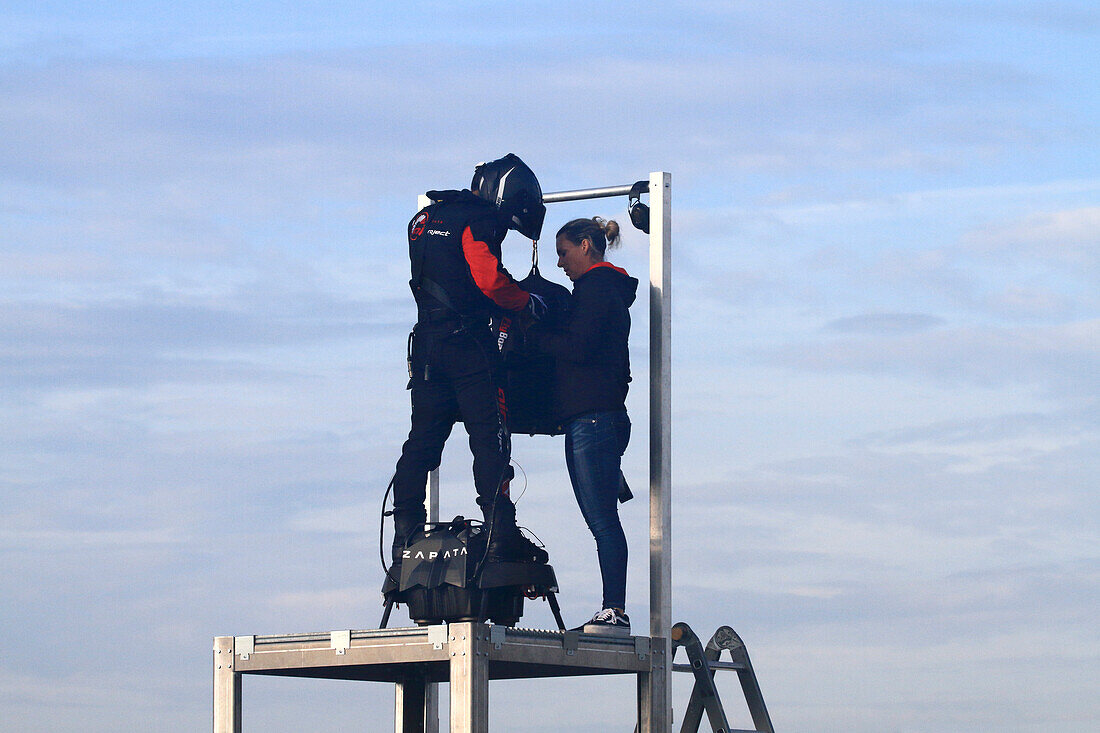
[
  {"left": 213, "top": 636, "right": 241, "bottom": 733},
  {"left": 395, "top": 678, "right": 425, "bottom": 733},
  {"left": 422, "top": 682, "right": 439, "bottom": 733},
  {"left": 427, "top": 470, "right": 439, "bottom": 524},
  {"left": 448, "top": 622, "right": 489, "bottom": 733},
  {"left": 637, "top": 642, "right": 669, "bottom": 733},
  {"left": 395, "top": 671, "right": 436, "bottom": 733},
  {"left": 648, "top": 171, "right": 672, "bottom": 730}
]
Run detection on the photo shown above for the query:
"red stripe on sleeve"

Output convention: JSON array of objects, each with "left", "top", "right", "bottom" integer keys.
[{"left": 461, "top": 226, "right": 530, "bottom": 311}]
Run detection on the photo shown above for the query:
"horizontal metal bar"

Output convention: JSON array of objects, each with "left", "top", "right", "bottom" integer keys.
[
  {"left": 502, "top": 627, "right": 643, "bottom": 648},
  {"left": 542, "top": 183, "right": 643, "bottom": 204},
  {"left": 252, "top": 627, "right": 431, "bottom": 646},
  {"left": 228, "top": 624, "right": 661, "bottom": 683},
  {"left": 672, "top": 660, "right": 747, "bottom": 673},
  {"left": 244, "top": 625, "right": 644, "bottom": 648}
]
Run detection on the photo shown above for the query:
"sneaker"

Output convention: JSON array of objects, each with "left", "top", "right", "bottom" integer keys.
[{"left": 573, "top": 608, "right": 631, "bottom": 636}]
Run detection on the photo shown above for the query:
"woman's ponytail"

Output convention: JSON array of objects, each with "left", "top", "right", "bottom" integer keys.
[
  {"left": 595, "top": 217, "right": 621, "bottom": 250},
  {"left": 558, "top": 217, "right": 621, "bottom": 257}
]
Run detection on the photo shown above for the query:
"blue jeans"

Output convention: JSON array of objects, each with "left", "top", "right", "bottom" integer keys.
[{"left": 565, "top": 410, "right": 630, "bottom": 610}]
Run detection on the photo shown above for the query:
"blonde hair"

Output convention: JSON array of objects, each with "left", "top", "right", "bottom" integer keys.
[{"left": 557, "top": 216, "right": 621, "bottom": 258}]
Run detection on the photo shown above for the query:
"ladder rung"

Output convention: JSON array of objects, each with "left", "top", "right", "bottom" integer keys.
[{"left": 672, "top": 660, "right": 747, "bottom": 673}]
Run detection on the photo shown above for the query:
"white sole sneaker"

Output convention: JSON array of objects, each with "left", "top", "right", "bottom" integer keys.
[{"left": 581, "top": 623, "right": 631, "bottom": 637}]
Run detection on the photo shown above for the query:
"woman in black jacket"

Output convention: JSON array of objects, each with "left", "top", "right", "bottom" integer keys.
[{"left": 530, "top": 217, "right": 638, "bottom": 636}]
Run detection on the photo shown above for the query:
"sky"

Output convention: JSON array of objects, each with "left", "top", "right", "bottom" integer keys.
[{"left": 1, "top": 1, "right": 1098, "bottom": 730}]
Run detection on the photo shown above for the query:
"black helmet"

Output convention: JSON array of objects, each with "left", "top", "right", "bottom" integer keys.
[{"left": 471, "top": 153, "right": 546, "bottom": 241}]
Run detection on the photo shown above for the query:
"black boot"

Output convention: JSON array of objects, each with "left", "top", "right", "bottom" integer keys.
[
  {"left": 481, "top": 500, "right": 548, "bottom": 564},
  {"left": 391, "top": 509, "right": 426, "bottom": 566}
]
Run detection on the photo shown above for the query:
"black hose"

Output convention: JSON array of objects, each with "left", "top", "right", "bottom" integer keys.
[{"left": 379, "top": 473, "right": 400, "bottom": 586}]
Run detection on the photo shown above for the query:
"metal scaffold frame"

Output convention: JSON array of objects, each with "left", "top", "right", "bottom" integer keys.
[
  {"left": 215, "top": 623, "right": 667, "bottom": 732},
  {"left": 213, "top": 172, "right": 672, "bottom": 732}
]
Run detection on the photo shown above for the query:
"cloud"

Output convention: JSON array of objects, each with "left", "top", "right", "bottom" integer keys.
[
  {"left": 0, "top": 291, "right": 408, "bottom": 394},
  {"left": 825, "top": 313, "right": 946, "bottom": 334},
  {"left": 858, "top": 406, "right": 1100, "bottom": 449},
  {"left": 0, "top": 29, "right": 1061, "bottom": 213},
  {"left": 759, "top": 319, "right": 1100, "bottom": 401},
  {"left": 931, "top": 0, "right": 1100, "bottom": 33},
  {"left": 965, "top": 205, "right": 1100, "bottom": 266},
  {"left": 288, "top": 501, "right": 375, "bottom": 533},
  {"left": 0, "top": 528, "right": 185, "bottom": 550},
  {"left": 270, "top": 586, "right": 375, "bottom": 615}
]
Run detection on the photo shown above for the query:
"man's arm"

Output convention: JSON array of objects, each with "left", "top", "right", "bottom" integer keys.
[{"left": 461, "top": 223, "right": 530, "bottom": 312}]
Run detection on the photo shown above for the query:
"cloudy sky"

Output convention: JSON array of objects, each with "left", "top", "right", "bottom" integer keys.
[{"left": 2, "top": 1, "right": 1097, "bottom": 731}]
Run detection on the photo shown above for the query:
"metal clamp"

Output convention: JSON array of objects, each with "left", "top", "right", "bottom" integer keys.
[
  {"left": 428, "top": 624, "right": 448, "bottom": 650},
  {"left": 562, "top": 631, "right": 578, "bottom": 656},
  {"left": 634, "top": 636, "right": 650, "bottom": 660},
  {"left": 327, "top": 625, "right": 349, "bottom": 651},
  {"left": 490, "top": 625, "right": 506, "bottom": 650},
  {"left": 234, "top": 635, "right": 254, "bottom": 661},
  {"left": 330, "top": 630, "right": 350, "bottom": 655}
]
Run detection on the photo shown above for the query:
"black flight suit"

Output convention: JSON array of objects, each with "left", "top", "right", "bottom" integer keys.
[{"left": 391, "top": 190, "right": 531, "bottom": 543}]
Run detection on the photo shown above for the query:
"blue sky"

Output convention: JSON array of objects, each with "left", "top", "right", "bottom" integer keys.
[{"left": 2, "top": 1, "right": 1098, "bottom": 731}]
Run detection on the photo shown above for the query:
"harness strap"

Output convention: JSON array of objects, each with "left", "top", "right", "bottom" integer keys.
[{"left": 417, "top": 276, "right": 458, "bottom": 313}]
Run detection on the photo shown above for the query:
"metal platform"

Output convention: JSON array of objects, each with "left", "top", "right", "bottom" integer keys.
[
  {"left": 212, "top": 174, "right": 675, "bottom": 732},
  {"left": 214, "top": 621, "right": 667, "bottom": 732}
]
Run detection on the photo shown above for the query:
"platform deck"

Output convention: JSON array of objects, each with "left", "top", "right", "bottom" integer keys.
[{"left": 213, "top": 621, "right": 667, "bottom": 732}]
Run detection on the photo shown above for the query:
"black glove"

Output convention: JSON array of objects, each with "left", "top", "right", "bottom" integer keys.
[{"left": 524, "top": 292, "right": 548, "bottom": 321}]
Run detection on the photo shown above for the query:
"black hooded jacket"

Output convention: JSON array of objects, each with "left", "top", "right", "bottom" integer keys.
[{"left": 529, "top": 263, "right": 639, "bottom": 423}]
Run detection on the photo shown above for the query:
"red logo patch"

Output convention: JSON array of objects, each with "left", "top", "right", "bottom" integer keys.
[{"left": 410, "top": 212, "right": 429, "bottom": 240}]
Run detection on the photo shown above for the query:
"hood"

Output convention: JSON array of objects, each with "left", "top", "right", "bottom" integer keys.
[{"left": 577, "top": 262, "right": 638, "bottom": 307}]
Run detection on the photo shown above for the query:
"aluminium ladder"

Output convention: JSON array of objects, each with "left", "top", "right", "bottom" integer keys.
[{"left": 667, "top": 622, "right": 774, "bottom": 733}]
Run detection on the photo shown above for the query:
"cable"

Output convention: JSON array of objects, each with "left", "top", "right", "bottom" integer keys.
[
  {"left": 464, "top": 323, "right": 516, "bottom": 582},
  {"left": 471, "top": 459, "right": 513, "bottom": 582},
  {"left": 515, "top": 524, "right": 545, "bottom": 549},
  {"left": 379, "top": 473, "right": 401, "bottom": 586},
  {"left": 511, "top": 458, "right": 528, "bottom": 503}
]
